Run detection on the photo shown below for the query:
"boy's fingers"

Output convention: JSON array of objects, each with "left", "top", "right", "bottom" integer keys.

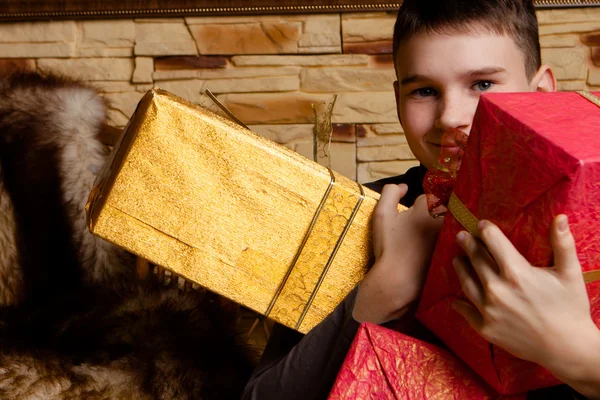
[
  {"left": 452, "top": 300, "right": 483, "bottom": 332},
  {"left": 550, "top": 214, "right": 581, "bottom": 275},
  {"left": 376, "top": 184, "right": 408, "bottom": 215},
  {"left": 477, "top": 220, "right": 528, "bottom": 276},
  {"left": 453, "top": 257, "right": 485, "bottom": 309},
  {"left": 456, "top": 231, "right": 497, "bottom": 285}
]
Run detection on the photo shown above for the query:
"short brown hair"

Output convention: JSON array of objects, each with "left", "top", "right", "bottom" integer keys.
[{"left": 393, "top": 0, "right": 541, "bottom": 80}]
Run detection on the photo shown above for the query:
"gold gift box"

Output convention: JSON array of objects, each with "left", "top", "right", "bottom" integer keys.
[{"left": 87, "top": 89, "right": 406, "bottom": 333}]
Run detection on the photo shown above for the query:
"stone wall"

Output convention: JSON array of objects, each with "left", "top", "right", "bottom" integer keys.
[{"left": 1, "top": 8, "right": 599, "bottom": 183}]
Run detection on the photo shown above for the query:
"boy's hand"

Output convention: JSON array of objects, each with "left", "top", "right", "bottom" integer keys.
[
  {"left": 453, "top": 216, "right": 600, "bottom": 397},
  {"left": 353, "top": 184, "right": 443, "bottom": 324}
]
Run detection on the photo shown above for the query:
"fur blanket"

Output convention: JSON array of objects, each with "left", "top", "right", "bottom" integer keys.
[{"left": 0, "top": 72, "right": 254, "bottom": 399}]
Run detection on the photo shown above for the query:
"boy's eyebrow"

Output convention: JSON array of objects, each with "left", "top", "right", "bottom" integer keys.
[
  {"left": 399, "top": 74, "right": 428, "bottom": 86},
  {"left": 399, "top": 67, "right": 508, "bottom": 86},
  {"left": 466, "top": 67, "right": 507, "bottom": 77}
]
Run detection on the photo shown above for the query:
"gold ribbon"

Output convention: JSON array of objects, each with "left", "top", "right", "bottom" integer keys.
[
  {"left": 448, "top": 91, "right": 600, "bottom": 285},
  {"left": 204, "top": 88, "right": 367, "bottom": 330},
  {"left": 448, "top": 193, "right": 600, "bottom": 284},
  {"left": 264, "top": 169, "right": 366, "bottom": 330}
]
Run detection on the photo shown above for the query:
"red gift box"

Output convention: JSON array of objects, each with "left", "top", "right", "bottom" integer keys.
[
  {"left": 328, "top": 323, "right": 526, "bottom": 400},
  {"left": 416, "top": 91, "right": 600, "bottom": 395}
]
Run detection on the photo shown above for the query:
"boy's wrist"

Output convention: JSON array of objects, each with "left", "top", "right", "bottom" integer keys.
[
  {"left": 543, "top": 321, "right": 600, "bottom": 398},
  {"left": 352, "top": 258, "right": 417, "bottom": 324}
]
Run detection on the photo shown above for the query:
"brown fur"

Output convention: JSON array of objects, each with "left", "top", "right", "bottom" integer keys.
[{"left": 0, "top": 72, "right": 254, "bottom": 399}]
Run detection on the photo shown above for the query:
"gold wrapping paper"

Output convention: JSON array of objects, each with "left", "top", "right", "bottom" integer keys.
[{"left": 87, "top": 89, "right": 406, "bottom": 333}]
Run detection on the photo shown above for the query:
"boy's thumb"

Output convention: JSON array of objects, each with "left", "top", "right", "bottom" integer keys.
[
  {"left": 550, "top": 214, "right": 580, "bottom": 274},
  {"left": 376, "top": 184, "right": 408, "bottom": 214}
]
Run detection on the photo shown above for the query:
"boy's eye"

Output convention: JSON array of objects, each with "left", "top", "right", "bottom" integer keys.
[
  {"left": 473, "top": 81, "right": 493, "bottom": 91},
  {"left": 412, "top": 87, "right": 437, "bottom": 97}
]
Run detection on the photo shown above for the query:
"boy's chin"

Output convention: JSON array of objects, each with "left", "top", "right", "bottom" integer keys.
[{"left": 422, "top": 151, "right": 441, "bottom": 170}]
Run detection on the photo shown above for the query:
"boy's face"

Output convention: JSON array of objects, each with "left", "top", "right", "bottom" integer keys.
[{"left": 394, "top": 28, "right": 555, "bottom": 170}]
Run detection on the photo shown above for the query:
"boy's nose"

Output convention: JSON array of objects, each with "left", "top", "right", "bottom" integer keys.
[{"left": 434, "top": 94, "right": 475, "bottom": 134}]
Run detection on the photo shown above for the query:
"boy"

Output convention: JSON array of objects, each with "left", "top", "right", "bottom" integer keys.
[{"left": 242, "top": 1, "right": 600, "bottom": 398}]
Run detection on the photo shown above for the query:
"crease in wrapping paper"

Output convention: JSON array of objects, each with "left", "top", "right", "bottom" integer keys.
[
  {"left": 87, "top": 88, "right": 404, "bottom": 333},
  {"left": 329, "top": 323, "right": 526, "bottom": 400}
]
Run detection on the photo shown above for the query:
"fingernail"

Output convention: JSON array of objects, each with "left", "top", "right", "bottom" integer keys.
[
  {"left": 456, "top": 231, "right": 467, "bottom": 242},
  {"left": 478, "top": 220, "right": 487, "bottom": 231},
  {"left": 557, "top": 214, "right": 569, "bottom": 233}
]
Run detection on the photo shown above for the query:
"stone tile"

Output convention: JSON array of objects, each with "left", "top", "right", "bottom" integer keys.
[
  {"left": 333, "top": 92, "right": 398, "bottom": 123},
  {"left": 38, "top": 58, "right": 134, "bottom": 81},
  {"left": 589, "top": 68, "right": 600, "bottom": 86},
  {"left": 136, "top": 84, "right": 154, "bottom": 92},
  {"left": 303, "top": 15, "right": 340, "bottom": 34},
  {"left": 0, "top": 59, "right": 35, "bottom": 76},
  {"left": 357, "top": 144, "right": 414, "bottom": 162},
  {"left": 294, "top": 46, "right": 342, "bottom": 54},
  {"left": 342, "top": 15, "right": 396, "bottom": 43},
  {"left": 0, "top": 21, "right": 75, "bottom": 42},
  {"left": 190, "top": 22, "right": 301, "bottom": 54},
  {"left": 539, "top": 34, "right": 580, "bottom": 48},
  {"left": 593, "top": 47, "right": 600, "bottom": 67},
  {"left": 357, "top": 160, "right": 419, "bottom": 184},
  {"left": 356, "top": 124, "right": 368, "bottom": 138},
  {"left": 154, "top": 56, "right": 228, "bottom": 70},
  {"left": 357, "top": 135, "right": 407, "bottom": 147},
  {"left": 76, "top": 48, "right": 133, "bottom": 57},
  {"left": 537, "top": 8, "right": 600, "bottom": 25},
  {"left": 370, "top": 54, "right": 395, "bottom": 67},
  {"left": 541, "top": 47, "right": 587, "bottom": 80},
  {"left": 204, "top": 76, "right": 300, "bottom": 94},
  {"left": 186, "top": 15, "right": 288, "bottom": 24},
  {"left": 300, "top": 15, "right": 341, "bottom": 52},
  {"left": 90, "top": 81, "right": 138, "bottom": 93},
  {"left": 322, "top": 142, "right": 356, "bottom": 181},
  {"left": 133, "top": 57, "right": 154, "bottom": 83},
  {"left": 539, "top": 22, "right": 600, "bottom": 36},
  {"left": 356, "top": 124, "right": 406, "bottom": 146},
  {"left": 135, "top": 22, "right": 198, "bottom": 56},
  {"left": 0, "top": 43, "right": 74, "bottom": 58},
  {"left": 300, "top": 67, "right": 395, "bottom": 92},
  {"left": 135, "top": 41, "right": 198, "bottom": 56},
  {"left": 341, "top": 12, "right": 390, "bottom": 20},
  {"left": 103, "top": 91, "right": 145, "bottom": 119},
  {"left": 155, "top": 80, "right": 205, "bottom": 103},
  {"left": 186, "top": 15, "right": 335, "bottom": 25},
  {"left": 79, "top": 20, "right": 135, "bottom": 47},
  {"left": 105, "top": 109, "right": 130, "bottom": 127},
  {"left": 158, "top": 75, "right": 299, "bottom": 100},
  {"left": 248, "top": 124, "right": 314, "bottom": 143},
  {"left": 231, "top": 55, "right": 369, "bottom": 67},
  {"left": 372, "top": 123, "right": 403, "bottom": 134},
  {"left": 215, "top": 92, "right": 333, "bottom": 124},
  {"left": 343, "top": 41, "right": 393, "bottom": 55},
  {"left": 557, "top": 80, "right": 586, "bottom": 91},
  {"left": 298, "top": 33, "right": 341, "bottom": 49},
  {"left": 332, "top": 124, "right": 355, "bottom": 143},
  {"left": 291, "top": 141, "right": 314, "bottom": 160},
  {"left": 582, "top": 31, "right": 600, "bottom": 46},
  {"left": 153, "top": 66, "right": 300, "bottom": 81}
]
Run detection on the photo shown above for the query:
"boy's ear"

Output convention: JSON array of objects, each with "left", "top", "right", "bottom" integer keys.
[
  {"left": 530, "top": 64, "right": 557, "bottom": 93},
  {"left": 394, "top": 80, "right": 402, "bottom": 125}
]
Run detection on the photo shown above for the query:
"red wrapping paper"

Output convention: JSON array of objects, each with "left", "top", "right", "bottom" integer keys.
[
  {"left": 416, "top": 92, "right": 600, "bottom": 395},
  {"left": 328, "top": 323, "right": 526, "bottom": 400}
]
